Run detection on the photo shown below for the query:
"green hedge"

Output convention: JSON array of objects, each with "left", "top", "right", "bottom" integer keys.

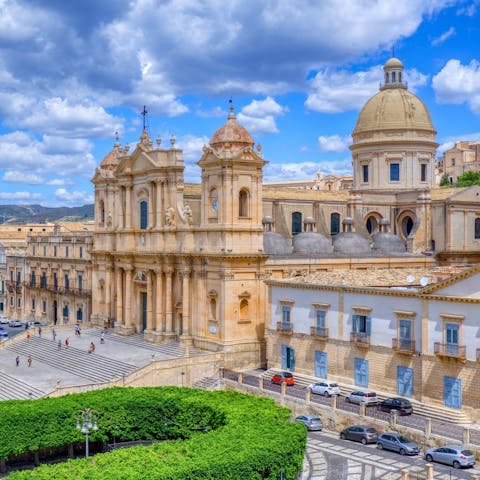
[{"left": 3, "top": 387, "right": 306, "bottom": 479}]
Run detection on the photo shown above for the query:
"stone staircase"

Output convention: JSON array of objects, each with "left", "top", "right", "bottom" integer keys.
[
  {"left": 87, "top": 329, "right": 210, "bottom": 358},
  {"left": 192, "top": 375, "right": 220, "bottom": 390},
  {"left": 260, "top": 369, "right": 472, "bottom": 424},
  {"left": 0, "top": 371, "right": 46, "bottom": 400},
  {"left": 6, "top": 337, "right": 138, "bottom": 383}
]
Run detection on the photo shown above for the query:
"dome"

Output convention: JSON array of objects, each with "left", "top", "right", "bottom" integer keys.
[
  {"left": 293, "top": 232, "right": 333, "bottom": 254},
  {"left": 353, "top": 88, "right": 435, "bottom": 136},
  {"left": 100, "top": 134, "right": 122, "bottom": 171},
  {"left": 372, "top": 232, "right": 406, "bottom": 253},
  {"left": 209, "top": 103, "right": 254, "bottom": 151},
  {"left": 333, "top": 232, "right": 371, "bottom": 254},
  {"left": 384, "top": 57, "right": 403, "bottom": 68},
  {"left": 263, "top": 232, "right": 292, "bottom": 255}
]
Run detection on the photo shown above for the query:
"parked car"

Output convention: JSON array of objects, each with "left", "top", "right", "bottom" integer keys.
[
  {"left": 377, "top": 397, "right": 413, "bottom": 415},
  {"left": 295, "top": 414, "right": 323, "bottom": 431},
  {"left": 0, "top": 316, "right": 9, "bottom": 324},
  {"left": 8, "top": 320, "right": 22, "bottom": 328},
  {"left": 424, "top": 445, "right": 475, "bottom": 469},
  {"left": 271, "top": 371, "right": 295, "bottom": 386},
  {"left": 0, "top": 331, "right": 9, "bottom": 341},
  {"left": 33, "top": 321, "right": 47, "bottom": 327},
  {"left": 340, "top": 425, "right": 378, "bottom": 444},
  {"left": 308, "top": 381, "right": 340, "bottom": 397},
  {"left": 345, "top": 391, "right": 378, "bottom": 405},
  {"left": 377, "top": 433, "right": 419, "bottom": 455}
]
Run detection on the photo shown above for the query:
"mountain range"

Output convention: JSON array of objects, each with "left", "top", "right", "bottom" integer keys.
[{"left": 0, "top": 204, "right": 94, "bottom": 224}]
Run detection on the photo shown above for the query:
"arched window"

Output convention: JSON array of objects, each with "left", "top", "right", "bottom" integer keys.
[
  {"left": 77, "top": 307, "right": 83, "bottom": 321},
  {"left": 475, "top": 218, "right": 480, "bottom": 239},
  {"left": 210, "top": 188, "right": 218, "bottom": 215},
  {"left": 392, "top": 71, "right": 396, "bottom": 82},
  {"left": 140, "top": 201, "right": 148, "bottom": 230},
  {"left": 401, "top": 216, "right": 414, "bottom": 237},
  {"left": 62, "top": 305, "right": 69, "bottom": 319},
  {"left": 210, "top": 298, "right": 217, "bottom": 320},
  {"left": 292, "top": 212, "right": 302, "bottom": 235},
  {"left": 239, "top": 189, "right": 249, "bottom": 217},
  {"left": 330, "top": 213, "right": 340, "bottom": 236},
  {"left": 240, "top": 299, "right": 249, "bottom": 321},
  {"left": 385, "top": 72, "right": 389, "bottom": 83},
  {"left": 366, "top": 216, "right": 378, "bottom": 234}
]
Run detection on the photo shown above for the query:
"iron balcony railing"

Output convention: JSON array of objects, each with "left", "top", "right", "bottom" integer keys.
[
  {"left": 434, "top": 342, "right": 466, "bottom": 361},
  {"left": 276, "top": 322, "right": 293, "bottom": 334},
  {"left": 310, "top": 326, "right": 329, "bottom": 339},
  {"left": 392, "top": 338, "right": 416, "bottom": 354},
  {"left": 350, "top": 332, "right": 370, "bottom": 346}
]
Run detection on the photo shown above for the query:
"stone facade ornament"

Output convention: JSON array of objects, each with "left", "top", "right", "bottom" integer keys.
[{"left": 165, "top": 206, "right": 176, "bottom": 226}]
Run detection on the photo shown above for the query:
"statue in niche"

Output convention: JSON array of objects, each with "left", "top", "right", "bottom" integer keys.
[
  {"left": 183, "top": 204, "right": 193, "bottom": 225},
  {"left": 165, "top": 205, "right": 176, "bottom": 226}
]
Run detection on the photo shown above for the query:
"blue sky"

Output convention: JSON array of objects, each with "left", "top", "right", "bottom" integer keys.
[{"left": 0, "top": 0, "right": 479, "bottom": 206}]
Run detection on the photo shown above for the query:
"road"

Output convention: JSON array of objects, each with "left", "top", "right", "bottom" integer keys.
[{"left": 302, "top": 430, "right": 480, "bottom": 480}]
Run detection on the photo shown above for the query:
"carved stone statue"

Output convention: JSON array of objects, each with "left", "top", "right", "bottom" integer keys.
[
  {"left": 184, "top": 204, "right": 193, "bottom": 225},
  {"left": 165, "top": 205, "right": 175, "bottom": 226}
]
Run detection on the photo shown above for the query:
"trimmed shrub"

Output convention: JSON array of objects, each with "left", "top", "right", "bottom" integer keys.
[{"left": 3, "top": 387, "right": 306, "bottom": 479}]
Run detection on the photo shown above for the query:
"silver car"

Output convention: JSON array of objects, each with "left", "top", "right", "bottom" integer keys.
[
  {"left": 424, "top": 445, "right": 475, "bottom": 469},
  {"left": 377, "top": 433, "right": 419, "bottom": 455},
  {"left": 308, "top": 381, "right": 340, "bottom": 397},
  {"left": 295, "top": 414, "right": 323, "bottom": 431},
  {"left": 345, "top": 391, "right": 378, "bottom": 405}
]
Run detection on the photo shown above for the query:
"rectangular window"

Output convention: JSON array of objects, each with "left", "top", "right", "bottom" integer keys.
[
  {"left": 1, "top": 280, "right": 4, "bottom": 294},
  {"left": 397, "top": 366, "right": 413, "bottom": 396},
  {"left": 352, "top": 314, "right": 370, "bottom": 334},
  {"left": 78, "top": 274, "right": 83, "bottom": 291},
  {"left": 314, "top": 351, "right": 327, "bottom": 378},
  {"left": 10, "top": 297, "right": 13, "bottom": 306},
  {"left": 41, "top": 272, "right": 47, "bottom": 288},
  {"left": 32, "top": 245, "right": 35, "bottom": 256},
  {"left": 444, "top": 376, "right": 461, "bottom": 409},
  {"left": 32, "top": 298, "right": 35, "bottom": 310},
  {"left": 475, "top": 218, "right": 480, "bottom": 239},
  {"left": 43, "top": 246, "right": 46, "bottom": 256},
  {"left": 420, "top": 163, "right": 427, "bottom": 182},
  {"left": 53, "top": 272, "right": 58, "bottom": 290},
  {"left": 54, "top": 246, "right": 57, "bottom": 257},
  {"left": 362, "top": 164, "right": 369, "bottom": 183},
  {"left": 65, "top": 246, "right": 69, "bottom": 257},
  {"left": 17, "top": 298, "right": 21, "bottom": 308},
  {"left": 282, "top": 305, "right": 291, "bottom": 324},
  {"left": 10, "top": 271, "right": 13, "bottom": 282},
  {"left": 64, "top": 274, "right": 70, "bottom": 291},
  {"left": 451, "top": 158, "right": 455, "bottom": 166},
  {"left": 43, "top": 300, "right": 46, "bottom": 312},
  {"left": 390, "top": 163, "right": 400, "bottom": 181},
  {"left": 445, "top": 323, "right": 459, "bottom": 355},
  {"left": 30, "top": 271, "right": 36, "bottom": 287},
  {"left": 399, "top": 319, "right": 412, "bottom": 350},
  {"left": 354, "top": 358, "right": 369, "bottom": 387},
  {"left": 140, "top": 201, "right": 148, "bottom": 230},
  {"left": 16, "top": 272, "right": 21, "bottom": 284},
  {"left": 79, "top": 246, "right": 83, "bottom": 258}
]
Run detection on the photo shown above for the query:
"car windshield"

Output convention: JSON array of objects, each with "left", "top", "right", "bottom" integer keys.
[
  {"left": 329, "top": 383, "right": 338, "bottom": 387},
  {"left": 461, "top": 450, "right": 473, "bottom": 456},
  {"left": 398, "top": 436, "right": 411, "bottom": 443},
  {"left": 365, "top": 393, "right": 376, "bottom": 397},
  {"left": 283, "top": 373, "right": 293, "bottom": 378},
  {"left": 309, "top": 417, "right": 321, "bottom": 422},
  {"left": 366, "top": 428, "right": 377, "bottom": 433}
]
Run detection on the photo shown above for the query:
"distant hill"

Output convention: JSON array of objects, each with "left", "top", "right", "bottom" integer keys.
[{"left": 0, "top": 204, "right": 94, "bottom": 224}]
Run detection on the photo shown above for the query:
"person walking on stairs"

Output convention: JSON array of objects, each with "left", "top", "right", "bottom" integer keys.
[
  {"left": 15, "top": 356, "right": 20, "bottom": 367},
  {"left": 27, "top": 355, "right": 32, "bottom": 367}
]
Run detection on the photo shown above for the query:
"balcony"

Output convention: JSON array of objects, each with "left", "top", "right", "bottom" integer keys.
[
  {"left": 392, "top": 338, "right": 416, "bottom": 355},
  {"left": 310, "top": 326, "right": 329, "bottom": 339},
  {"left": 276, "top": 322, "right": 293, "bottom": 335},
  {"left": 350, "top": 332, "right": 370, "bottom": 347},
  {"left": 434, "top": 342, "right": 466, "bottom": 362}
]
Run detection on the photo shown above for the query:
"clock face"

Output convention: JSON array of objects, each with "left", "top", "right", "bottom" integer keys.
[{"left": 212, "top": 198, "right": 219, "bottom": 212}]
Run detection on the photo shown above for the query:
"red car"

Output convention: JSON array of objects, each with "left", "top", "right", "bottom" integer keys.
[{"left": 271, "top": 371, "right": 295, "bottom": 386}]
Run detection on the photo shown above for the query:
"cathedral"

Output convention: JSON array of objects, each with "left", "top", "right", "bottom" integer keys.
[{"left": 91, "top": 57, "right": 480, "bottom": 369}]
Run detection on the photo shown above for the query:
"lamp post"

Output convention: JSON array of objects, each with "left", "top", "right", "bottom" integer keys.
[{"left": 76, "top": 408, "right": 99, "bottom": 458}]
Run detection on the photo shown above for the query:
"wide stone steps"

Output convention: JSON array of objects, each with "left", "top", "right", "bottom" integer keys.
[
  {"left": 0, "top": 371, "right": 46, "bottom": 400},
  {"left": 87, "top": 329, "right": 210, "bottom": 358},
  {"left": 6, "top": 337, "right": 137, "bottom": 383},
  {"left": 261, "top": 369, "right": 471, "bottom": 424},
  {"left": 192, "top": 375, "right": 220, "bottom": 390}
]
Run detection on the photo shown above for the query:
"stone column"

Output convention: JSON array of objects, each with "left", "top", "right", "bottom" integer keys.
[
  {"left": 149, "top": 182, "right": 155, "bottom": 228},
  {"left": 124, "top": 268, "right": 132, "bottom": 328},
  {"left": 115, "top": 188, "right": 121, "bottom": 229},
  {"left": 116, "top": 268, "right": 123, "bottom": 326},
  {"left": 180, "top": 268, "right": 191, "bottom": 337},
  {"left": 155, "top": 269, "right": 163, "bottom": 333},
  {"left": 164, "top": 267, "right": 174, "bottom": 334},
  {"left": 156, "top": 179, "right": 164, "bottom": 227},
  {"left": 126, "top": 185, "right": 132, "bottom": 229},
  {"left": 146, "top": 271, "right": 153, "bottom": 331},
  {"left": 105, "top": 267, "right": 111, "bottom": 324}
]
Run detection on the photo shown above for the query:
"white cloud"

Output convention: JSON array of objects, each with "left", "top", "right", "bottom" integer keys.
[
  {"left": 237, "top": 97, "right": 287, "bottom": 135},
  {"left": 432, "top": 59, "right": 480, "bottom": 114},
  {"left": 264, "top": 159, "right": 352, "bottom": 181},
  {"left": 318, "top": 135, "right": 352, "bottom": 152},
  {"left": 175, "top": 134, "right": 209, "bottom": 183},
  {"left": 47, "top": 178, "right": 76, "bottom": 186},
  {"left": 0, "top": 191, "right": 43, "bottom": 202},
  {"left": 54, "top": 188, "right": 94, "bottom": 206},
  {"left": 299, "top": 146, "right": 309, "bottom": 153},
  {"left": 431, "top": 27, "right": 455, "bottom": 46},
  {"left": 2, "top": 171, "right": 44, "bottom": 184}
]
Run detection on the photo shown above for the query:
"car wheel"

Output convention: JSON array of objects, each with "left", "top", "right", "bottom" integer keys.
[
  {"left": 361, "top": 438, "right": 367, "bottom": 445},
  {"left": 399, "top": 449, "right": 406, "bottom": 456},
  {"left": 345, "top": 397, "right": 350, "bottom": 403},
  {"left": 425, "top": 454, "right": 433, "bottom": 462},
  {"left": 377, "top": 443, "right": 383, "bottom": 450},
  {"left": 323, "top": 391, "right": 330, "bottom": 397},
  {"left": 340, "top": 433, "right": 346, "bottom": 440},
  {"left": 453, "top": 461, "right": 461, "bottom": 469}
]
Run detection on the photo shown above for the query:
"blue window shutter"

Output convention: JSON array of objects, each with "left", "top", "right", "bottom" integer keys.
[
  {"left": 316, "top": 310, "right": 326, "bottom": 329},
  {"left": 315, "top": 351, "right": 327, "bottom": 378},
  {"left": 140, "top": 201, "right": 148, "bottom": 230},
  {"left": 352, "top": 314, "right": 359, "bottom": 332},
  {"left": 281, "top": 344, "right": 287, "bottom": 369},
  {"left": 366, "top": 316, "right": 372, "bottom": 334},
  {"left": 397, "top": 366, "right": 413, "bottom": 396},
  {"left": 289, "top": 348, "right": 295, "bottom": 370},
  {"left": 444, "top": 376, "right": 462, "bottom": 409},
  {"left": 354, "top": 358, "right": 368, "bottom": 387}
]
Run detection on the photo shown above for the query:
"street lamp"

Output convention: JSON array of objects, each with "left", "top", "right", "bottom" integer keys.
[{"left": 76, "top": 408, "right": 99, "bottom": 458}]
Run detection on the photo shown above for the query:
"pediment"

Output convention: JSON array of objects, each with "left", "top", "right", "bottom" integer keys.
[{"left": 115, "top": 148, "right": 158, "bottom": 176}]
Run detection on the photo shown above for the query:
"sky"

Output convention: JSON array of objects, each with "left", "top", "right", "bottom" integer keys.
[{"left": 0, "top": 0, "right": 479, "bottom": 207}]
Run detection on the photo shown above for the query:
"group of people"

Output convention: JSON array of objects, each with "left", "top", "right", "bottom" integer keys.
[{"left": 15, "top": 355, "right": 32, "bottom": 367}]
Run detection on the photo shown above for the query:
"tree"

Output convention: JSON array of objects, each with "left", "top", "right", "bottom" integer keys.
[
  {"left": 439, "top": 173, "right": 451, "bottom": 187},
  {"left": 456, "top": 170, "right": 480, "bottom": 187}
]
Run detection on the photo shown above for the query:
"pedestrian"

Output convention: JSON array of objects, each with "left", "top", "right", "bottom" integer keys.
[
  {"left": 57, "top": 339, "right": 62, "bottom": 350},
  {"left": 52, "top": 328, "right": 56, "bottom": 341},
  {"left": 65, "top": 337, "right": 69, "bottom": 349},
  {"left": 74, "top": 324, "right": 79, "bottom": 336},
  {"left": 27, "top": 355, "right": 32, "bottom": 367},
  {"left": 38, "top": 326, "right": 42, "bottom": 337},
  {"left": 100, "top": 331, "right": 105, "bottom": 344},
  {"left": 15, "top": 356, "right": 19, "bottom": 367},
  {"left": 26, "top": 332, "right": 31, "bottom": 340},
  {"left": 88, "top": 341, "right": 95, "bottom": 354}
]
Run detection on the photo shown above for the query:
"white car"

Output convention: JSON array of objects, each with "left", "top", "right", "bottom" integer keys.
[
  {"left": 308, "top": 381, "right": 340, "bottom": 396},
  {"left": 8, "top": 320, "right": 22, "bottom": 328},
  {"left": 345, "top": 391, "right": 378, "bottom": 405},
  {"left": 0, "top": 316, "right": 9, "bottom": 324}
]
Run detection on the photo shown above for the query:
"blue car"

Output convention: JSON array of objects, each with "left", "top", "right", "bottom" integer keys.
[{"left": 377, "top": 433, "right": 419, "bottom": 455}]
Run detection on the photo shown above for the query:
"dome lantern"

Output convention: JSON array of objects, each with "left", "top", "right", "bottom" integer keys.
[{"left": 381, "top": 57, "right": 407, "bottom": 90}]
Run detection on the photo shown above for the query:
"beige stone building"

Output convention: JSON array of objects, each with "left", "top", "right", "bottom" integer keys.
[
  {"left": 88, "top": 56, "right": 480, "bottom": 372},
  {"left": 436, "top": 140, "right": 480, "bottom": 184}
]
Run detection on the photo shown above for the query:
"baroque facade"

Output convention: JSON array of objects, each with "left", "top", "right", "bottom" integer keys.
[{"left": 436, "top": 140, "right": 480, "bottom": 184}]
